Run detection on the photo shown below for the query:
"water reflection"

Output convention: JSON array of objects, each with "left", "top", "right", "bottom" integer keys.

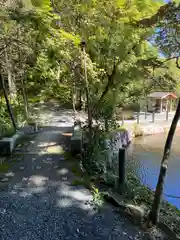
[{"left": 127, "top": 132, "right": 180, "bottom": 209}]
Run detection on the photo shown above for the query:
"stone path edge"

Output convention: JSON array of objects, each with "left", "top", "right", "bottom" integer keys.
[{"left": 73, "top": 152, "right": 178, "bottom": 240}]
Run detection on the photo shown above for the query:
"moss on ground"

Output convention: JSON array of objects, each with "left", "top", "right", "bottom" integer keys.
[
  {"left": 65, "top": 151, "right": 95, "bottom": 190},
  {"left": 0, "top": 162, "right": 11, "bottom": 173}
]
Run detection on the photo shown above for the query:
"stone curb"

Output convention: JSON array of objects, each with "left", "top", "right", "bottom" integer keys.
[
  {"left": 0, "top": 131, "right": 23, "bottom": 156},
  {"left": 70, "top": 121, "right": 82, "bottom": 153},
  {"left": 0, "top": 130, "right": 29, "bottom": 156}
]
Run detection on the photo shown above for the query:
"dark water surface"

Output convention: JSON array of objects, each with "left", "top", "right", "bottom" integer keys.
[{"left": 128, "top": 131, "right": 180, "bottom": 209}]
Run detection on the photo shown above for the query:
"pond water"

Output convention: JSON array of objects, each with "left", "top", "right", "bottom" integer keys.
[{"left": 127, "top": 131, "right": 180, "bottom": 209}]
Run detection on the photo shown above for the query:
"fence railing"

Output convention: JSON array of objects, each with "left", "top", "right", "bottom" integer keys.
[{"left": 120, "top": 109, "right": 173, "bottom": 126}]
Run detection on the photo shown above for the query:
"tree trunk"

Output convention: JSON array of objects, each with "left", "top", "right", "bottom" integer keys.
[
  {"left": 4, "top": 44, "right": 17, "bottom": 99},
  {"left": 148, "top": 98, "right": 180, "bottom": 225},
  {"left": 78, "top": 89, "right": 82, "bottom": 110},
  {"left": 79, "top": 89, "right": 86, "bottom": 112},
  {"left": 0, "top": 74, "right": 17, "bottom": 130},
  {"left": 17, "top": 27, "right": 29, "bottom": 120},
  {"left": 72, "top": 77, "right": 77, "bottom": 120},
  {"left": 81, "top": 42, "right": 93, "bottom": 136},
  {"left": 21, "top": 78, "right": 29, "bottom": 120},
  {"left": 104, "top": 118, "right": 109, "bottom": 132},
  {"left": 98, "top": 58, "right": 119, "bottom": 103},
  {"left": 56, "top": 65, "right": 61, "bottom": 86}
]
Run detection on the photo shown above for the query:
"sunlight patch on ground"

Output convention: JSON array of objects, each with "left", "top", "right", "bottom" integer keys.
[
  {"left": 28, "top": 175, "right": 49, "bottom": 187},
  {"left": 62, "top": 132, "right": 72, "bottom": 137},
  {"left": 38, "top": 142, "right": 60, "bottom": 148},
  {"left": 38, "top": 142, "right": 52, "bottom": 147},
  {"left": 47, "top": 145, "right": 64, "bottom": 153},
  {"left": 59, "top": 186, "right": 93, "bottom": 202},
  {"left": 19, "top": 186, "right": 46, "bottom": 197},
  {"left": 5, "top": 172, "right": 15, "bottom": 177},
  {"left": 57, "top": 168, "right": 68, "bottom": 175},
  {"left": 69, "top": 190, "right": 93, "bottom": 201},
  {"left": 42, "top": 159, "right": 53, "bottom": 164},
  {"left": 56, "top": 198, "right": 73, "bottom": 208}
]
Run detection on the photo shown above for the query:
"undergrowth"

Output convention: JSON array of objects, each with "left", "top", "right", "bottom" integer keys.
[
  {"left": 125, "top": 173, "right": 180, "bottom": 236},
  {"left": 0, "top": 97, "right": 26, "bottom": 139}
]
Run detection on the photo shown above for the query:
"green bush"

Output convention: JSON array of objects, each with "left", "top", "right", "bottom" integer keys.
[
  {"left": 133, "top": 123, "right": 144, "bottom": 137},
  {"left": 124, "top": 103, "right": 140, "bottom": 112},
  {"left": 0, "top": 118, "right": 15, "bottom": 139},
  {"left": 0, "top": 97, "right": 23, "bottom": 139},
  {"left": 47, "top": 84, "right": 71, "bottom": 103}
]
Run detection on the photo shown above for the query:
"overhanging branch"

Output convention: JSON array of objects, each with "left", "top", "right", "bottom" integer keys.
[
  {"left": 99, "top": 44, "right": 137, "bottom": 102},
  {"left": 99, "top": 57, "right": 120, "bottom": 102},
  {"left": 136, "top": 3, "right": 173, "bottom": 27}
]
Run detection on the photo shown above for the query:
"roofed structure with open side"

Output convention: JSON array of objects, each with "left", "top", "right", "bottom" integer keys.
[{"left": 147, "top": 92, "right": 177, "bottom": 112}]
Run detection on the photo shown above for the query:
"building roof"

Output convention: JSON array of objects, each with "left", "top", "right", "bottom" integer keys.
[{"left": 148, "top": 92, "right": 177, "bottom": 99}]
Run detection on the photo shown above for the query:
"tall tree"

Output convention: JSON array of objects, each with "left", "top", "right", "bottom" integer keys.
[
  {"left": 149, "top": 99, "right": 180, "bottom": 224},
  {"left": 53, "top": 0, "right": 163, "bottom": 115}
]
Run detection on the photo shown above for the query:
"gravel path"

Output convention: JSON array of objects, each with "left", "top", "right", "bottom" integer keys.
[{"left": 0, "top": 109, "right": 142, "bottom": 240}]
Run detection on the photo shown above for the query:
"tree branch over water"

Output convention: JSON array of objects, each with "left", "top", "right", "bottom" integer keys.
[{"left": 136, "top": 3, "right": 173, "bottom": 27}]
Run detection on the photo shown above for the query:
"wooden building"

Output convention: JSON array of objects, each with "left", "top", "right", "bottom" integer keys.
[{"left": 147, "top": 92, "right": 177, "bottom": 113}]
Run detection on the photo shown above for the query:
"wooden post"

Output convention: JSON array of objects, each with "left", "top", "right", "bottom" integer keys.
[
  {"left": 160, "top": 99, "right": 162, "bottom": 113},
  {"left": 121, "top": 110, "right": 124, "bottom": 126},
  {"left": 145, "top": 106, "right": 147, "bottom": 119},
  {"left": 137, "top": 111, "right": 140, "bottom": 124},
  {"left": 170, "top": 98, "right": 172, "bottom": 112},
  {"left": 166, "top": 107, "right": 169, "bottom": 121},
  {"left": 152, "top": 111, "right": 155, "bottom": 123},
  {"left": 118, "top": 148, "right": 126, "bottom": 186},
  {"left": 166, "top": 100, "right": 169, "bottom": 121}
]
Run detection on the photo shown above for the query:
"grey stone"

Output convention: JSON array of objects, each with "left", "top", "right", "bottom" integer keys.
[
  {"left": 70, "top": 122, "right": 82, "bottom": 153},
  {"left": 1, "top": 177, "right": 9, "bottom": 182},
  {"left": 125, "top": 204, "right": 145, "bottom": 225},
  {"left": 0, "top": 132, "right": 24, "bottom": 156}
]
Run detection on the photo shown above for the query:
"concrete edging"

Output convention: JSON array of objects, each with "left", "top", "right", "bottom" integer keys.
[
  {"left": 70, "top": 121, "right": 83, "bottom": 154},
  {"left": 0, "top": 131, "right": 24, "bottom": 156}
]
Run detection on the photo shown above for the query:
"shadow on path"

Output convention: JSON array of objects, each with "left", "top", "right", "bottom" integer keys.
[{"left": 0, "top": 121, "right": 141, "bottom": 239}]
